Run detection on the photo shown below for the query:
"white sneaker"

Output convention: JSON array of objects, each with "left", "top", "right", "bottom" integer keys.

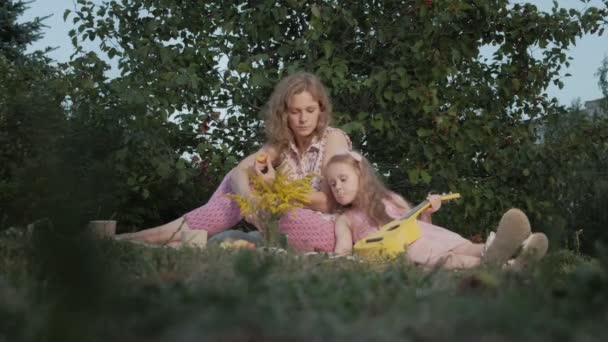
[
  {"left": 483, "top": 231, "right": 496, "bottom": 254},
  {"left": 482, "top": 209, "right": 532, "bottom": 265},
  {"left": 505, "top": 232, "right": 549, "bottom": 271}
]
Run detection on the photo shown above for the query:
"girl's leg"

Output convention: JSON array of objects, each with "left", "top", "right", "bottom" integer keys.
[
  {"left": 451, "top": 241, "right": 485, "bottom": 257},
  {"left": 440, "top": 253, "right": 481, "bottom": 270},
  {"left": 279, "top": 210, "right": 336, "bottom": 252},
  {"left": 117, "top": 171, "right": 243, "bottom": 244},
  {"left": 407, "top": 251, "right": 481, "bottom": 270}
]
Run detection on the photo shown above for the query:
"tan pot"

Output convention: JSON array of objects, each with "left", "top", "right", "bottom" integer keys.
[{"left": 88, "top": 220, "right": 117, "bottom": 238}]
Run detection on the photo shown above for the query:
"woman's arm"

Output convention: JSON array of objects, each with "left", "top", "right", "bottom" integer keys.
[
  {"left": 306, "top": 190, "right": 334, "bottom": 213},
  {"left": 309, "top": 129, "right": 352, "bottom": 213},
  {"left": 334, "top": 214, "right": 353, "bottom": 255},
  {"left": 322, "top": 129, "right": 352, "bottom": 169}
]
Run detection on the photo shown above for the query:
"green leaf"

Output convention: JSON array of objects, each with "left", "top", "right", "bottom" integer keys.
[
  {"left": 408, "top": 169, "right": 420, "bottom": 185},
  {"left": 420, "top": 170, "right": 432, "bottom": 184},
  {"left": 511, "top": 79, "right": 520, "bottom": 90},
  {"left": 383, "top": 89, "right": 393, "bottom": 100},
  {"left": 156, "top": 162, "right": 171, "bottom": 178},
  {"left": 340, "top": 121, "right": 364, "bottom": 134},
  {"left": 236, "top": 62, "right": 250, "bottom": 73},
  {"left": 417, "top": 128, "right": 433, "bottom": 137},
  {"left": 322, "top": 40, "right": 334, "bottom": 58},
  {"left": 394, "top": 92, "right": 406, "bottom": 103}
]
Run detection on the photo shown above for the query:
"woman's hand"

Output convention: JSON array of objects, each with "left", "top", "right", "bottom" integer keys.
[
  {"left": 254, "top": 156, "right": 276, "bottom": 183},
  {"left": 231, "top": 146, "right": 279, "bottom": 198},
  {"left": 243, "top": 211, "right": 262, "bottom": 229}
]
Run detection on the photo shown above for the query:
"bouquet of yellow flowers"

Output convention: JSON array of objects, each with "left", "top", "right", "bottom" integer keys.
[{"left": 226, "top": 167, "right": 315, "bottom": 247}]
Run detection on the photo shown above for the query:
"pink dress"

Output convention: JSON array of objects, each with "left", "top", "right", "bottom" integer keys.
[
  {"left": 183, "top": 127, "right": 351, "bottom": 252},
  {"left": 343, "top": 194, "right": 470, "bottom": 265}
]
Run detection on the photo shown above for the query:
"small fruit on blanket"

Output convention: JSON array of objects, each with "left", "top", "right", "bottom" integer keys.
[
  {"left": 220, "top": 239, "right": 256, "bottom": 250},
  {"left": 256, "top": 154, "right": 268, "bottom": 164}
]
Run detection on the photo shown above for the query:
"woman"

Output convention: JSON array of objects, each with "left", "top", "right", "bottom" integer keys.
[{"left": 117, "top": 72, "right": 351, "bottom": 252}]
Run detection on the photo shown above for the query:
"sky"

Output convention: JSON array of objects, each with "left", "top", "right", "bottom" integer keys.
[{"left": 21, "top": 0, "right": 608, "bottom": 106}]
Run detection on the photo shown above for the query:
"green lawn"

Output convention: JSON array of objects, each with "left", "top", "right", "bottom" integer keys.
[{"left": 1, "top": 228, "right": 607, "bottom": 342}]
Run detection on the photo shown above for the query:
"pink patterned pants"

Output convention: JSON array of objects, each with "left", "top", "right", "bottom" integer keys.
[{"left": 183, "top": 171, "right": 336, "bottom": 252}]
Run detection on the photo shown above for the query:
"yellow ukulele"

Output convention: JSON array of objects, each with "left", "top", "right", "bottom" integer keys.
[{"left": 353, "top": 193, "right": 461, "bottom": 260}]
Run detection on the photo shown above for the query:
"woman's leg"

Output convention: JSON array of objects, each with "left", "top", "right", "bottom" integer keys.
[
  {"left": 181, "top": 172, "right": 243, "bottom": 235},
  {"left": 117, "top": 171, "right": 243, "bottom": 244},
  {"left": 115, "top": 216, "right": 188, "bottom": 244},
  {"left": 279, "top": 210, "right": 336, "bottom": 252}
]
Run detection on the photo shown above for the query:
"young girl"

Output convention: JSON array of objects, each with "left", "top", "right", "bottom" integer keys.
[{"left": 323, "top": 151, "right": 549, "bottom": 270}]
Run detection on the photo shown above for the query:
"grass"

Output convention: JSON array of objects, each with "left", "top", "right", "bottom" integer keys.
[{"left": 1, "top": 226, "right": 607, "bottom": 342}]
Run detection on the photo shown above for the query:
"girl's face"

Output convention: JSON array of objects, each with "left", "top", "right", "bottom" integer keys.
[
  {"left": 325, "top": 162, "right": 360, "bottom": 206},
  {"left": 286, "top": 91, "right": 321, "bottom": 139}
]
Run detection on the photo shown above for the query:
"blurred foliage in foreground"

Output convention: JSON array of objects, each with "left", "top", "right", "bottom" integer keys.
[{"left": 1, "top": 227, "right": 608, "bottom": 341}]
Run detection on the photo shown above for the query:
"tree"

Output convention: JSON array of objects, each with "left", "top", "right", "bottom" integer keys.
[
  {"left": 541, "top": 100, "right": 608, "bottom": 252},
  {"left": 596, "top": 55, "right": 608, "bottom": 112},
  {"left": 0, "top": 0, "right": 48, "bottom": 61},
  {"left": 65, "top": 0, "right": 608, "bottom": 245},
  {"left": 0, "top": 0, "right": 68, "bottom": 226}
]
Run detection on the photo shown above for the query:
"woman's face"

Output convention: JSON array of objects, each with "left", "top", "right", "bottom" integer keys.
[
  {"left": 325, "top": 162, "right": 360, "bottom": 206},
  {"left": 286, "top": 91, "right": 321, "bottom": 140}
]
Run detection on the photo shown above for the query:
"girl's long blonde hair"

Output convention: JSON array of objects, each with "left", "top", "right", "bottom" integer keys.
[
  {"left": 264, "top": 72, "right": 331, "bottom": 150},
  {"left": 324, "top": 152, "right": 408, "bottom": 226}
]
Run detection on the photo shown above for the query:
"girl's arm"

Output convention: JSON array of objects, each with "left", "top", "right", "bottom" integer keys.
[
  {"left": 334, "top": 214, "right": 353, "bottom": 255},
  {"left": 388, "top": 192, "right": 412, "bottom": 212}
]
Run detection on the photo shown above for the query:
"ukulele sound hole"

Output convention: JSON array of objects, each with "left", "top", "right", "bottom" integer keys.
[
  {"left": 366, "top": 237, "right": 383, "bottom": 243},
  {"left": 387, "top": 224, "right": 399, "bottom": 231}
]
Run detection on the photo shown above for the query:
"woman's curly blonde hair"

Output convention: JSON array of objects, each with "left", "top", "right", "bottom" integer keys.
[
  {"left": 264, "top": 72, "right": 332, "bottom": 150},
  {"left": 324, "top": 153, "right": 408, "bottom": 226}
]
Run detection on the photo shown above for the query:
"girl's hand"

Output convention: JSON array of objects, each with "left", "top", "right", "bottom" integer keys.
[{"left": 423, "top": 194, "right": 442, "bottom": 215}]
